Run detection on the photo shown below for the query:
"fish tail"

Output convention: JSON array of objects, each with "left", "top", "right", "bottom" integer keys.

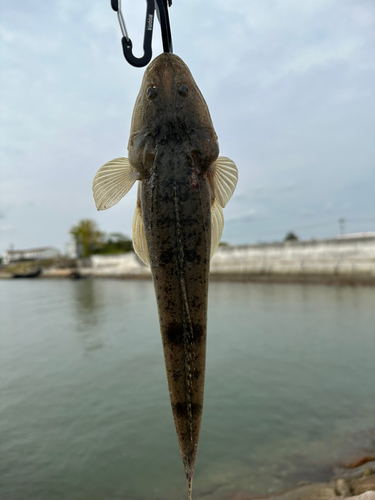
[{"left": 186, "top": 468, "right": 194, "bottom": 500}]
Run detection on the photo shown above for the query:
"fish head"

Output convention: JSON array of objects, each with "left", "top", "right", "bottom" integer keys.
[{"left": 128, "top": 53, "right": 219, "bottom": 177}]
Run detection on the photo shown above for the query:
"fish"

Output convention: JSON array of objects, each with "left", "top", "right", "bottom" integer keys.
[{"left": 92, "top": 53, "right": 238, "bottom": 499}]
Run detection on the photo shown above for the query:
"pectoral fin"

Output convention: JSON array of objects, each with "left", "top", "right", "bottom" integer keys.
[
  {"left": 92, "top": 157, "right": 139, "bottom": 210},
  {"left": 210, "top": 197, "right": 224, "bottom": 258},
  {"left": 132, "top": 184, "right": 150, "bottom": 266},
  {"left": 210, "top": 156, "right": 238, "bottom": 208},
  {"left": 209, "top": 156, "right": 237, "bottom": 257}
]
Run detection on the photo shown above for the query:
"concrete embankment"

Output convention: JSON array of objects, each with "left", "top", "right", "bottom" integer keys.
[
  {"left": 3, "top": 235, "right": 373, "bottom": 284},
  {"left": 209, "top": 235, "right": 375, "bottom": 285},
  {"left": 75, "top": 235, "right": 375, "bottom": 285}
]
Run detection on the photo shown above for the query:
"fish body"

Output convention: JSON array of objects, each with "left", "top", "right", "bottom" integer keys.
[
  {"left": 93, "top": 53, "right": 237, "bottom": 499},
  {"left": 141, "top": 151, "right": 211, "bottom": 490}
]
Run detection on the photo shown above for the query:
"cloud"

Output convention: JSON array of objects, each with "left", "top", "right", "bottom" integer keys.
[
  {"left": 57, "top": 0, "right": 82, "bottom": 22},
  {"left": 1, "top": 0, "right": 374, "bottom": 250},
  {"left": 282, "top": 38, "right": 362, "bottom": 75},
  {"left": 0, "top": 223, "right": 13, "bottom": 232},
  {"left": 85, "top": 4, "right": 114, "bottom": 34},
  {"left": 275, "top": 182, "right": 298, "bottom": 193},
  {"left": 226, "top": 209, "right": 259, "bottom": 222},
  {"left": 0, "top": 25, "right": 61, "bottom": 54},
  {"left": 300, "top": 202, "right": 335, "bottom": 217},
  {"left": 351, "top": 5, "right": 375, "bottom": 26},
  {"left": 232, "top": 190, "right": 249, "bottom": 201}
]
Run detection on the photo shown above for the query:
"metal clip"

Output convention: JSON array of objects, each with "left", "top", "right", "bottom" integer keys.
[{"left": 111, "top": 0, "right": 173, "bottom": 68}]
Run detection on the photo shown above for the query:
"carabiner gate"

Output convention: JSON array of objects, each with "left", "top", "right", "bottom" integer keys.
[{"left": 111, "top": 0, "right": 173, "bottom": 68}]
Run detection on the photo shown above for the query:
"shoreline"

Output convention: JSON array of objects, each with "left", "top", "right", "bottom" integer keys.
[
  {"left": 196, "top": 457, "right": 375, "bottom": 500},
  {"left": 194, "top": 427, "right": 375, "bottom": 500},
  {"left": 248, "top": 459, "right": 375, "bottom": 500},
  {"left": 2, "top": 236, "right": 374, "bottom": 285},
  {"left": 1, "top": 269, "right": 374, "bottom": 286}
]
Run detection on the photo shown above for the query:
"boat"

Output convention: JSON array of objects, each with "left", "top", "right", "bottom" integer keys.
[{"left": 13, "top": 268, "right": 42, "bottom": 279}]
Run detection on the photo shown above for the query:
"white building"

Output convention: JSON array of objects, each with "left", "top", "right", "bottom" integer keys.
[
  {"left": 2, "top": 247, "right": 61, "bottom": 265},
  {"left": 65, "top": 240, "right": 78, "bottom": 259}
]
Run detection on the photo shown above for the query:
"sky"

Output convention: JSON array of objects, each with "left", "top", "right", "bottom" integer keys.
[{"left": 0, "top": 0, "right": 374, "bottom": 254}]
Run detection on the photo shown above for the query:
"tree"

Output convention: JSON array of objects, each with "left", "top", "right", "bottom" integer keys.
[
  {"left": 92, "top": 232, "right": 133, "bottom": 254},
  {"left": 70, "top": 221, "right": 133, "bottom": 257},
  {"left": 284, "top": 231, "right": 298, "bottom": 241},
  {"left": 70, "top": 219, "right": 105, "bottom": 257}
]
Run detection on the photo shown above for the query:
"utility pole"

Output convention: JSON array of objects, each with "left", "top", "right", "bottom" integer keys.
[{"left": 339, "top": 218, "right": 346, "bottom": 237}]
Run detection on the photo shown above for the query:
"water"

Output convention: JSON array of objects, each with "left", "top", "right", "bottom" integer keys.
[{"left": 1, "top": 279, "right": 374, "bottom": 499}]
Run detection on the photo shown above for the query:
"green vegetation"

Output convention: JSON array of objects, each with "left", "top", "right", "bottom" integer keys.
[
  {"left": 284, "top": 231, "right": 299, "bottom": 241},
  {"left": 70, "top": 219, "right": 104, "bottom": 257},
  {"left": 70, "top": 219, "right": 132, "bottom": 257},
  {"left": 92, "top": 232, "right": 133, "bottom": 255}
]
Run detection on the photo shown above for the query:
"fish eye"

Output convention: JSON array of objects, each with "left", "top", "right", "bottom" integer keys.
[
  {"left": 178, "top": 83, "right": 189, "bottom": 97},
  {"left": 146, "top": 85, "right": 158, "bottom": 100}
]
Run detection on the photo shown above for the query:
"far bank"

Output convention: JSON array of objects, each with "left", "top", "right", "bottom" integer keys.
[
  {"left": 1, "top": 234, "right": 375, "bottom": 285},
  {"left": 76, "top": 234, "right": 375, "bottom": 285}
]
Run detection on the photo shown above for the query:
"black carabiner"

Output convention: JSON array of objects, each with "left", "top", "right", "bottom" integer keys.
[
  {"left": 111, "top": 0, "right": 173, "bottom": 68},
  {"left": 155, "top": 0, "right": 173, "bottom": 54}
]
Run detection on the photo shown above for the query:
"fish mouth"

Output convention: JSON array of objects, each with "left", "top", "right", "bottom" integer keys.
[{"left": 146, "top": 52, "right": 188, "bottom": 74}]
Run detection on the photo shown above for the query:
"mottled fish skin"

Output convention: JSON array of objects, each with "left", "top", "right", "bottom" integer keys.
[{"left": 128, "top": 53, "right": 219, "bottom": 496}]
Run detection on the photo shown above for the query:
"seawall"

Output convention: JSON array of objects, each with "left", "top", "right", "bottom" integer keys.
[{"left": 77, "top": 235, "right": 375, "bottom": 285}]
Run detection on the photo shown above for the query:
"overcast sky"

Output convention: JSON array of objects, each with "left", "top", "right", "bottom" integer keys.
[{"left": 1, "top": 0, "right": 374, "bottom": 253}]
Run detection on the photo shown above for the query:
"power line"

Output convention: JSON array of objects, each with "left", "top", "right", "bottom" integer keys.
[{"left": 244, "top": 216, "right": 375, "bottom": 238}]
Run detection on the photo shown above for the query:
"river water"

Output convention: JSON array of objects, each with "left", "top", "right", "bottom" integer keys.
[{"left": 1, "top": 279, "right": 374, "bottom": 499}]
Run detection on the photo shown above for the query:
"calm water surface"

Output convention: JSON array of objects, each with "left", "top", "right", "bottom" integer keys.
[{"left": 1, "top": 280, "right": 374, "bottom": 499}]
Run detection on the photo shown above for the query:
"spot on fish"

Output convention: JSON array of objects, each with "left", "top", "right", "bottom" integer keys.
[
  {"left": 158, "top": 248, "right": 176, "bottom": 266},
  {"left": 165, "top": 322, "right": 206, "bottom": 347},
  {"left": 165, "top": 322, "right": 185, "bottom": 346},
  {"left": 172, "top": 402, "right": 203, "bottom": 420},
  {"left": 184, "top": 247, "right": 202, "bottom": 265}
]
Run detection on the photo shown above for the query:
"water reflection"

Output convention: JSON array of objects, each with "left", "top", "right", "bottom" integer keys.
[{"left": 73, "top": 279, "right": 104, "bottom": 352}]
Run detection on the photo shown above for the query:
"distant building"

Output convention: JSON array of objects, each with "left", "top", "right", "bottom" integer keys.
[
  {"left": 2, "top": 247, "right": 61, "bottom": 265},
  {"left": 65, "top": 240, "right": 78, "bottom": 259},
  {"left": 335, "top": 231, "right": 375, "bottom": 239}
]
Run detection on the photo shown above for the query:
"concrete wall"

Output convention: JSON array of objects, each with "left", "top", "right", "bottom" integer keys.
[
  {"left": 210, "top": 236, "right": 375, "bottom": 279},
  {"left": 80, "top": 252, "right": 150, "bottom": 277},
  {"left": 81, "top": 236, "right": 375, "bottom": 282}
]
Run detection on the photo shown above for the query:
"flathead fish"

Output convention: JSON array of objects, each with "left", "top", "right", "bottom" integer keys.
[{"left": 92, "top": 53, "right": 237, "bottom": 499}]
